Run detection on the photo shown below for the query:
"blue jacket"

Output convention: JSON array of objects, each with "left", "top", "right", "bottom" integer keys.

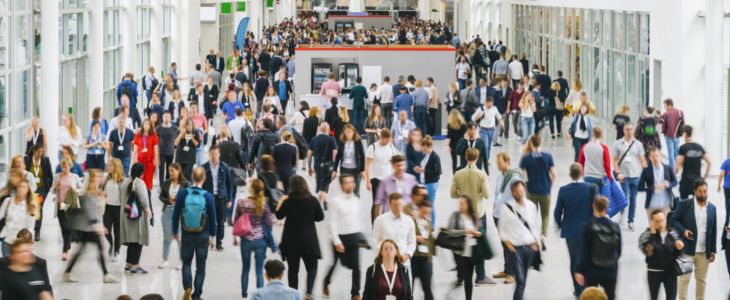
[
  {"left": 638, "top": 162, "right": 677, "bottom": 209},
  {"left": 394, "top": 93, "right": 415, "bottom": 119},
  {"left": 202, "top": 161, "right": 233, "bottom": 202},
  {"left": 474, "top": 85, "right": 495, "bottom": 106},
  {"left": 671, "top": 199, "right": 717, "bottom": 256},
  {"left": 554, "top": 181, "right": 595, "bottom": 238},
  {"left": 116, "top": 80, "right": 139, "bottom": 107},
  {"left": 251, "top": 281, "right": 301, "bottom": 300},
  {"left": 172, "top": 186, "right": 217, "bottom": 237}
]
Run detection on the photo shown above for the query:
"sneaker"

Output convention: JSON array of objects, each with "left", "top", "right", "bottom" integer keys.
[
  {"left": 103, "top": 274, "right": 119, "bottom": 283},
  {"left": 504, "top": 275, "right": 514, "bottom": 284},
  {"left": 305, "top": 294, "right": 314, "bottom": 300},
  {"left": 494, "top": 143, "right": 503, "bottom": 147},
  {"left": 475, "top": 278, "right": 497, "bottom": 286},
  {"left": 130, "top": 267, "right": 148, "bottom": 274},
  {"left": 541, "top": 236, "right": 547, "bottom": 251},
  {"left": 110, "top": 253, "right": 119, "bottom": 262},
  {"left": 493, "top": 271, "right": 508, "bottom": 279},
  {"left": 158, "top": 260, "right": 169, "bottom": 269},
  {"left": 183, "top": 288, "right": 192, "bottom": 300},
  {"left": 628, "top": 222, "right": 635, "bottom": 231},
  {"left": 63, "top": 272, "right": 78, "bottom": 282},
  {"left": 216, "top": 245, "right": 224, "bottom": 252}
]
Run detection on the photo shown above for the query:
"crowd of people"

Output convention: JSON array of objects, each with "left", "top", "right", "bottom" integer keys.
[{"left": 0, "top": 16, "right": 728, "bottom": 300}]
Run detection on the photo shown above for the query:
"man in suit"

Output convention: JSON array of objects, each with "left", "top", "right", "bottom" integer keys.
[
  {"left": 349, "top": 77, "right": 368, "bottom": 134},
  {"left": 554, "top": 163, "right": 596, "bottom": 297},
  {"left": 455, "top": 123, "right": 489, "bottom": 173},
  {"left": 493, "top": 78, "right": 512, "bottom": 144},
  {"left": 273, "top": 72, "right": 293, "bottom": 115},
  {"left": 213, "top": 51, "right": 225, "bottom": 74},
  {"left": 254, "top": 71, "right": 270, "bottom": 114},
  {"left": 202, "top": 145, "right": 233, "bottom": 252},
  {"left": 639, "top": 146, "right": 678, "bottom": 220},
  {"left": 671, "top": 178, "right": 717, "bottom": 300}
]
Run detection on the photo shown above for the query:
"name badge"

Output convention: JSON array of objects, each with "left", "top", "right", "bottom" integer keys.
[
  {"left": 117, "top": 146, "right": 124, "bottom": 151},
  {"left": 417, "top": 245, "right": 429, "bottom": 253},
  {"left": 34, "top": 177, "right": 41, "bottom": 184},
  {"left": 142, "top": 148, "right": 148, "bottom": 153},
  {"left": 183, "top": 146, "right": 190, "bottom": 152}
]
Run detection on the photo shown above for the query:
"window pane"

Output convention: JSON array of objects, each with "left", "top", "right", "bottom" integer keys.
[
  {"left": 626, "top": 13, "right": 637, "bottom": 52},
  {"left": 583, "top": 9, "right": 590, "bottom": 41},
  {"left": 15, "top": 14, "right": 30, "bottom": 65},
  {"left": 592, "top": 10, "right": 600, "bottom": 45},
  {"left": 0, "top": 0, "right": 7, "bottom": 11},
  {"left": 613, "top": 52, "right": 625, "bottom": 115},
  {"left": 0, "top": 75, "right": 7, "bottom": 128},
  {"left": 614, "top": 12, "right": 625, "bottom": 50},
  {"left": 0, "top": 17, "right": 7, "bottom": 70},
  {"left": 0, "top": 133, "right": 8, "bottom": 177},
  {"left": 602, "top": 11, "right": 612, "bottom": 48},
  {"left": 14, "top": 70, "right": 31, "bottom": 122},
  {"left": 640, "top": 14, "right": 649, "bottom": 54},
  {"left": 15, "top": 0, "right": 29, "bottom": 10}
]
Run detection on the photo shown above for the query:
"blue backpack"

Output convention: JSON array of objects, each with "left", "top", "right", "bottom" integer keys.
[{"left": 181, "top": 188, "right": 208, "bottom": 233}]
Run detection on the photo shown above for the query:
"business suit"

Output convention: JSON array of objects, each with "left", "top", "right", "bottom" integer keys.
[
  {"left": 214, "top": 56, "right": 225, "bottom": 73},
  {"left": 349, "top": 84, "right": 368, "bottom": 133},
  {"left": 455, "top": 137, "right": 489, "bottom": 173},
  {"left": 554, "top": 180, "right": 596, "bottom": 295},
  {"left": 218, "top": 140, "right": 246, "bottom": 169},
  {"left": 202, "top": 161, "right": 232, "bottom": 248},
  {"left": 670, "top": 198, "right": 717, "bottom": 300},
  {"left": 638, "top": 162, "right": 678, "bottom": 219}
]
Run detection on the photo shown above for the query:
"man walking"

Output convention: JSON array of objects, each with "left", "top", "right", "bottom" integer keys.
[
  {"left": 156, "top": 112, "right": 178, "bottom": 182},
  {"left": 575, "top": 196, "right": 622, "bottom": 300},
  {"left": 394, "top": 86, "right": 415, "bottom": 120},
  {"left": 412, "top": 80, "right": 430, "bottom": 132},
  {"left": 202, "top": 145, "right": 232, "bottom": 251},
  {"left": 307, "top": 122, "right": 338, "bottom": 203},
  {"left": 108, "top": 117, "right": 135, "bottom": 175},
  {"left": 579, "top": 127, "right": 613, "bottom": 190},
  {"left": 251, "top": 260, "right": 301, "bottom": 300},
  {"left": 492, "top": 152, "right": 522, "bottom": 284},
  {"left": 373, "top": 155, "right": 419, "bottom": 218},
  {"left": 426, "top": 78, "right": 440, "bottom": 136},
  {"left": 349, "top": 77, "right": 368, "bottom": 133},
  {"left": 173, "top": 167, "right": 218, "bottom": 300},
  {"left": 378, "top": 76, "right": 395, "bottom": 127},
  {"left": 639, "top": 146, "right": 678, "bottom": 220},
  {"left": 675, "top": 125, "right": 711, "bottom": 200},
  {"left": 659, "top": 99, "right": 685, "bottom": 170},
  {"left": 455, "top": 123, "right": 489, "bottom": 172},
  {"left": 473, "top": 97, "right": 503, "bottom": 163},
  {"left": 612, "top": 122, "right": 647, "bottom": 230}
]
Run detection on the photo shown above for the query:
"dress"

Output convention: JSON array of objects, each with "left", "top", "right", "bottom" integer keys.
[{"left": 133, "top": 133, "right": 159, "bottom": 189}]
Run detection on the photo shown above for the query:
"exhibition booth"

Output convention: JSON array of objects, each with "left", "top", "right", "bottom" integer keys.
[{"left": 294, "top": 44, "right": 456, "bottom": 133}]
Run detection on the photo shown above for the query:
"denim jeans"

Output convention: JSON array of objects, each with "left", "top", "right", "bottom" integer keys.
[
  {"left": 353, "top": 109, "right": 366, "bottom": 133},
  {"left": 240, "top": 238, "right": 267, "bottom": 298},
  {"left": 116, "top": 155, "right": 131, "bottom": 176},
  {"left": 474, "top": 215, "right": 488, "bottom": 281},
  {"left": 161, "top": 206, "right": 176, "bottom": 261},
  {"left": 479, "top": 127, "right": 496, "bottom": 161},
  {"left": 425, "top": 183, "right": 438, "bottom": 222},
  {"left": 566, "top": 237, "right": 584, "bottom": 296},
  {"left": 458, "top": 79, "right": 466, "bottom": 91},
  {"left": 621, "top": 177, "right": 640, "bottom": 224},
  {"left": 509, "top": 245, "right": 535, "bottom": 300},
  {"left": 572, "top": 137, "right": 589, "bottom": 162},
  {"left": 180, "top": 232, "right": 210, "bottom": 300},
  {"left": 520, "top": 116, "right": 535, "bottom": 144},
  {"left": 584, "top": 176, "right": 604, "bottom": 192},
  {"left": 665, "top": 136, "right": 680, "bottom": 170},
  {"left": 415, "top": 107, "right": 428, "bottom": 133}
]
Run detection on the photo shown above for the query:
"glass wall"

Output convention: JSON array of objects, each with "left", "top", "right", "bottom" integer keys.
[
  {"left": 0, "top": 0, "right": 36, "bottom": 177},
  {"left": 219, "top": 13, "right": 233, "bottom": 58},
  {"left": 162, "top": 0, "right": 172, "bottom": 69},
  {"left": 137, "top": 0, "right": 151, "bottom": 78},
  {"left": 60, "top": 0, "right": 90, "bottom": 127},
  {"left": 513, "top": 5, "right": 650, "bottom": 121},
  {"left": 722, "top": 0, "right": 730, "bottom": 157},
  {"left": 104, "top": 0, "right": 123, "bottom": 119}
]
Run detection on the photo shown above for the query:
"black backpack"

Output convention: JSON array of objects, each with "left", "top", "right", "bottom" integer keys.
[
  {"left": 121, "top": 84, "right": 134, "bottom": 101},
  {"left": 240, "top": 123, "right": 255, "bottom": 152},
  {"left": 288, "top": 129, "right": 309, "bottom": 159},
  {"left": 257, "top": 132, "right": 278, "bottom": 159},
  {"left": 641, "top": 117, "right": 657, "bottom": 137},
  {"left": 590, "top": 219, "right": 620, "bottom": 268}
]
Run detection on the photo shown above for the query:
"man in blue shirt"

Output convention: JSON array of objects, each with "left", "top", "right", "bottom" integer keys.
[
  {"left": 554, "top": 163, "right": 596, "bottom": 297},
  {"left": 173, "top": 167, "right": 217, "bottom": 300},
  {"left": 412, "top": 80, "right": 430, "bottom": 132},
  {"left": 273, "top": 72, "right": 292, "bottom": 114},
  {"left": 519, "top": 135, "right": 557, "bottom": 239},
  {"left": 202, "top": 145, "right": 233, "bottom": 252},
  {"left": 251, "top": 260, "right": 300, "bottom": 300},
  {"left": 393, "top": 86, "right": 414, "bottom": 120}
]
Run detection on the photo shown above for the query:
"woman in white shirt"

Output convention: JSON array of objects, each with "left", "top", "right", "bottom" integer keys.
[
  {"left": 288, "top": 101, "right": 309, "bottom": 134},
  {"left": 0, "top": 179, "right": 36, "bottom": 256},
  {"left": 519, "top": 92, "right": 537, "bottom": 145},
  {"left": 58, "top": 114, "right": 83, "bottom": 158},
  {"left": 263, "top": 87, "right": 283, "bottom": 115},
  {"left": 103, "top": 159, "right": 125, "bottom": 260}
]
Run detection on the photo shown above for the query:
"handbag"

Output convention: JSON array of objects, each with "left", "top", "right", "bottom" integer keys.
[
  {"left": 65, "top": 188, "right": 80, "bottom": 209},
  {"left": 232, "top": 212, "right": 252, "bottom": 236},
  {"left": 673, "top": 256, "right": 693, "bottom": 276},
  {"left": 436, "top": 229, "right": 465, "bottom": 251}
]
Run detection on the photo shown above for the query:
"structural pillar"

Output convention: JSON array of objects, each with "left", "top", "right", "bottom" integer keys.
[
  {"left": 178, "top": 0, "right": 200, "bottom": 94},
  {"left": 704, "top": 0, "right": 724, "bottom": 160},
  {"left": 150, "top": 0, "right": 163, "bottom": 73},
  {"left": 41, "top": 0, "right": 60, "bottom": 165},
  {"left": 123, "top": 0, "right": 138, "bottom": 76},
  {"left": 88, "top": 0, "right": 104, "bottom": 111}
]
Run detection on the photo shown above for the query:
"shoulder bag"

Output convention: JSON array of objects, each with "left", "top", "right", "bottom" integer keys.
[
  {"left": 613, "top": 140, "right": 635, "bottom": 180},
  {"left": 505, "top": 203, "right": 543, "bottom": 271},
  {"left": 673, "top": 255, "right": 693, "bottom": 276}
]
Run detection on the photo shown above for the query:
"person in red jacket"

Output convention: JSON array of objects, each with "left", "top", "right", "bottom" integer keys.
[{"left": 578, "top": 127, "right": 613, "bottom": 190}]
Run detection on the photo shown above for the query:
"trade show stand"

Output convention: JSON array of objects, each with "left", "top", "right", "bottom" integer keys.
[
  {"left": 294, "top": 44, "right": 456, "bottom": 134},
  {"left": 326, "top": 15, "right": 392, "bottom": 31}
]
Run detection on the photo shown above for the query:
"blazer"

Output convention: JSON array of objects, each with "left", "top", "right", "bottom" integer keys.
[
  {"left": 554, "top": 181, "right": 595, "bottom": 238},
  {"left": 158, "top": 179, "right": 190, "bottom": 210},
  {"left": 334, "top": 140, "right": 365, "bottom": 173},
  {"left": 362, "top": 263, "right": 413, "bottom": 300},
  {"left": 455, "top": 138, "right": 489, "bottom": 172},
  {"left": 671, "top": 199, "right": 718, "bottom": 256},
  {"left": 218, "top": 140, "right": 246, "bottom": 169},
  {"left": 405, "top": 144, "right": 424, "bottom": 179},
  {"left": 202, "top": 161, "right": 233, "bottom": 201},
  {"left": 273, "top": 79, "right": 293, "bottom": 98},
  {"left": 422, "top": 152, "right": 442, "bottom": 184},
  {"left": 474, "top": 85, "right": 495, "bottom": 106},
  {"left": 25, "top": 155, "right": 54, "bottom": 193},
  {"left": 493, "top": 87, "right": 512, "bottom": 113},
  {"left": 638, "top": 162, "right": 678, "bottom": 209},
  {"left": 167, "top": 101, "right": 186, "bottom": 120},
  {"left": 275, "top": 195, "right": 324, "bottom": 258}
]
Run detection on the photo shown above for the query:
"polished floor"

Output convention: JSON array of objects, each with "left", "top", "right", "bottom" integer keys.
[{"left": 31, "top": 124, "right": 730, "bottom": 300}]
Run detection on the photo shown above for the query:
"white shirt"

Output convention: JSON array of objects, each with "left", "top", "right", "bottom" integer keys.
[
  {"left": 498, "top": 199, "right": 541, "bottom": 246},
  {"left": 328, "top": 192, "right": 363, "bottom": 245},
  {"left": 373, "top": 211, "right": 416, "bottom": 257},
  {"left": 509, "top": 60, "right": 524, "bottom": 80},
  {"left": 378, "top": 83, "right": 394, "bottom": 104},
  {"left": 476, "top": 106, "right": 502, "bottom": 129},
  {"left": 694, "top": 200, "right": 708, "bottom": 253},
  {"left": 366, "top": 142, "right": 399, "bottom": 180},
  {"left": 0, "top": 196, "right": 35, "bottom": 242},
  {"left": 210, "top": 162, "right": 220, "bottom": 196},
  {"left": 228, "top": 117, "right": 250, "bottom": 145},
  {"left": 58, "top": 125, "right": 83, "bottom": 155},
  {"left": 456, "top": 63, "right": 470, "bottom": 80}
]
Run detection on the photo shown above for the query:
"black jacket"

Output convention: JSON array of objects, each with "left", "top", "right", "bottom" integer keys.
[
  {"left": 273, "top": 80, "right": 293, "bottom": 98},
  {"left": 324, "top": 106, "right": 340, "bottom": 128},
  {"left": 302, "top": 117, "right": 321, "bottom": 144},
  {"left": 24, "top": 155, "right": 53, "bottom": 193},
  {"left": 362, "top": 263, "right": 413, "bottom": 300},
  {"left": 202, "top": 161, "right": 233, "bottom": 201},
  {"left": 275, "top": 195, "right": 324, "bottom": 258},
  {"left": 334, "top": 140, "right": 365, "bottom": 173},
  {"left": 639, "top": 228, "right": 682, "bottom": 271},
  {"left": 158, "top": 179, "right": 190, "bottom": 209},
  {"left": 218, "top": 140, "right": 245, "bottom": 169},
  {"left": 248, "top": 129, "right": 279, "bottom": 164},
  {"left": 422, "top": 152, "right": 442, "bottom": 184}
]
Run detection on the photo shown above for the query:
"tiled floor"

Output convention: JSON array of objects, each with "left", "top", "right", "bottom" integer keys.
[{"left": 31, "top": 127, "right": 730, "bottom": 300}]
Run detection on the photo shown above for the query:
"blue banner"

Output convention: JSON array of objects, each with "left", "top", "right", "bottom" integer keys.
[{"left": 235, "top": 17, "right": 250, "bottom": 51}]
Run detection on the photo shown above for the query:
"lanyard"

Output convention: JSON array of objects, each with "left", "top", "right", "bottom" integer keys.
[
  {"left": 33, "top": 159, "right": 40, "bottom": 175},
  {"left": 32, "top": 129, "right": 40, "bottom": 145},
  {"left": 118, "top": 129, "right": 126, "bottom": 144},
  {"left": 380, "top": 265, "right": 397, "bottom": 295},
  {"left": 142, "top": 135, "right": 148, "bottom": 149}
]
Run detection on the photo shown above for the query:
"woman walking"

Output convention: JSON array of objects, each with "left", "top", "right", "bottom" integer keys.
[
  {"left": 334, "top": 124, "right": 366, "bottom": 196},
  {"left": 639, "top": 210, "right": 684, "bottom": 300},
  {"left": 62, "top": 169, "right": 118, "bottom": 283},
  {"left": 0, "top": 179, "right": 36, "bottom": 256},
  {"left": 120, "top": 163, "right": 152, "bottom": 274},
  {"left": 132, "top": 119, "right": 159, "bottom": 195},
  {"left": 232, "top": 178, "right": 274, "bottom": 299},
  {"left": 362, "top": 239, "right": 413, "bottom": 300},
  {"left": 302, "top": 106, "right": 321, "bottom": 144},
  {"left": 568, "top": 103, "right": 594, "bottom": 162},
  {"left": 158, "top": 163, "right": 188, "bottom": 269},
  {"left": 276, "top": 176, "right": 324, "bottom": 300},
  {"left": 447, "top": 195, "right": 489, "bottom": 300},
  {"left": 446, "top": 110, "right": 467, "bottom": 174},
  {"left": 406, "top": 128, "right": 424, "bottom": 180},
  {"left": 519, "top": 92, "right": 537, "bottom": 145},
  {"left": 364, "top": 105, "right": 385, "bottom": 146},
  {"left": 53, "top": 158, "right": 84, "bottom": 261},
  {"left": 103, "top": 159, "right": 125, "bottom": 261},
  {"left": 83, "top": 121, "right": 108, "bottom": 170},
  {"left": 175, "top": 118, "right": 201, "bottom": 181}
]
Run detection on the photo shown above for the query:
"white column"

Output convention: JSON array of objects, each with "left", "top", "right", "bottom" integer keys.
[
  {"left": 418, "top": 0, "right": 430, "bottom": 20},
  {"left": 123, "top": 0, "right": 138, "bottom": 75},
  {"left": 349, "top": 0, "right": 364, "bottom": 12},
  {"left": 170, "top": 0, "right": 181, "bottom": 66},
  {"left": 178, "top": 0, "right": 200, "bottom": 94},
  {"left": 249, "top": 0, "right": 262, "bottom": 37},
  {"left": 150, "top": 0, "right": 163, "bottom": 72},
  {"left": 704, "top": 0, "right": 723, "bottom": 160},
  {"left": 41, "top": 0, "right": 60, "bottom": 165},
  {"left": 88, "top": 0, "right": 104, "bottom": 110}
]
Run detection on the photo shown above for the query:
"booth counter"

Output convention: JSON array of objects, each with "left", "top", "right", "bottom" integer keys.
[{"left": 294, "top": 45, "right": 457, "bottom": 133}]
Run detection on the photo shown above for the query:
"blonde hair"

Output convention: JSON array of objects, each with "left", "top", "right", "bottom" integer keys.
[
  {"left": 86, "top": 169, "right": 103, "bottom": 194},
  {"left": 618, "top": 105, "right": 630, "bottom": 115},
  {"left": 10, "top": 155, "right": 24, "bottom": 169},
  {"left": 447, "top": 109, "right": 466, "bottom": 129},
  {"left": 60, "top": 157, "right": 73, "bottom": 169},
  {"left": 308, "top": 106, "right": 320, "bottom": 118},
  {"left": 14, "top": 179, "right": 36, "bottom": 216},
  {"left": 572, "top": 78, "right": 583, "bottom": 91},
  {"left": 338, "top": 106, "right": 350, "bottom": 123},
  {"left": 66, "top": 115, "right": 79, "bottom": 139},
  {"left": 107, "top": 158, "right": 125, "bottom": 182},
  {"left": 281, "top": 130, "right": 295, "bottom": 144},
  {"left": 449, "top": 82, "right": 458, "bottom": 93}
]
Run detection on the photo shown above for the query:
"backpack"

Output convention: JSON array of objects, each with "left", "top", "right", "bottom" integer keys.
[
  {"left": 257, "top": 132, "right": 278, "bottom": 160},
  {"left": 181, "top": 188, "right": 208, "bottom": 233},
  {"left": 124, "top": 183, "right": 141, "bottom": 220},
  {"left": 589, "top": 219, "right": 620, "bottom": 268},
  {"left": 642, "top": 117, "right": 657, "bottom": 137},
  {"left": 288, "top": 128, "right": 309, "bottom": 159},
  {"left": 240, "top": 123, "right": 255, "bottom": 151}
]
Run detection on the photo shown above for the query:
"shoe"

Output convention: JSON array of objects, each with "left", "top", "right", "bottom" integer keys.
[
  {"left": 494, "top": 143, "right": 502, "bottom": 147},
  {"left": 216, "top": 245, "right": 224, "bottom": 252},
  {"left": 110, "top": 253, "right": 119, "bottom": 262},
  {"left": 551, "top": 135, "right": 556, "bottom": 139},
  {"left": 475, "top": 278, "right": 497, "bottom": 286},
  {"left": 352, "top": 296, "right": 361, "bottom": 300},
  {"left": 305, "top": 294, "right": 314, "bottom": 300},
  {"left": 557, "top": 133, "right": 562, "bottom": 137},
  {"left": 130, "top": 267, "right": 148, "bottom": 274},
  {"left": 63, "top": 272, "right": 78, "bottom": 282},
  {"left": 493, "top": 271, "right": 508, "bottom": 279},
  {"left": 34, "top": 231, "right": 40, "bottom": 242},
  {"left": 323, "top": 285, "right": 330, "bottom": 297},
  {"left": 541, "top": 236, "right": 547, "bottom": 251},
  {"left": 103, "top": 274, "right": 119, "bottom": 283},
  {"left": 504, "top": 275, "right": 514, "bottom": 284},
  {"left": 158, "top": 260, "right": 169, "bottom": 269},
  {"left": 183, "top": 288, "right": 192, "bottom": 300},
  {"left": 455, "top": 279, "right": 463, "bottom": 286},
  {"left": 628, "top": 222, "right": 635, "bottom": 231}
]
